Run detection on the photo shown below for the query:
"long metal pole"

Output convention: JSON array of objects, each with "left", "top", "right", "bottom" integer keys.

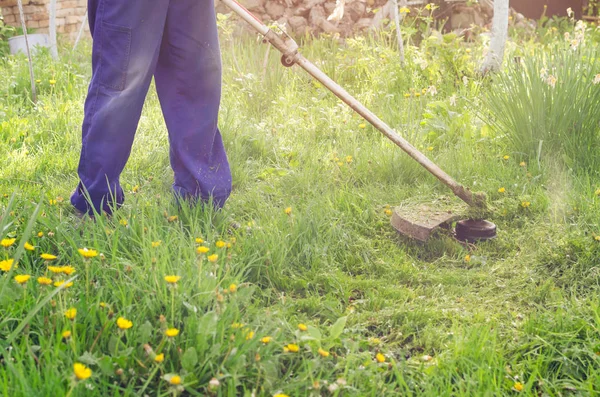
[{"left": 220, "top": 0, "right": 477, "bottom": 207}]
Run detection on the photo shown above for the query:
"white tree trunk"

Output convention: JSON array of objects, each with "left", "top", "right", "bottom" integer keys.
[
  {"left": 480, "top": 0, "right": 509, "bottom": 74},
  {"left": 48, "top": 0, "right": 59, "bottom": 59}
]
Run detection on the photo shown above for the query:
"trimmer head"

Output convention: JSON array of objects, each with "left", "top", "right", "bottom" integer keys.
[{"left": 390, "top": 200, "right": 497, "bottom": 242}]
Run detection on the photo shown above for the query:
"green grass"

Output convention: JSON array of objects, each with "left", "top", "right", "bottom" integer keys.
[{"left": 1, "top": 18, "right": 600, "bottom": 396}]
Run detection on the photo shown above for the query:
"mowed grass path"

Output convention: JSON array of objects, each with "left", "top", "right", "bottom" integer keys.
[{"left": 1, "top": 29, "right": 600, "bottom": 396}]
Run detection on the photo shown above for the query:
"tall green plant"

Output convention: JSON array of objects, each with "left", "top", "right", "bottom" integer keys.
[
  {"left": 484, "top": 38, "right": 600, "bottom": 172},
  {"left": 0, "top": 18, "right": 17, "bottom": 56}
]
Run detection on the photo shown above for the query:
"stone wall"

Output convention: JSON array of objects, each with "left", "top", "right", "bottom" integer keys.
[
  {"left": 0, "top": 0, "right": 532, "bottom": 42},
  {"left": 0, "top": 0, "right": 88, "bottom": 41}
]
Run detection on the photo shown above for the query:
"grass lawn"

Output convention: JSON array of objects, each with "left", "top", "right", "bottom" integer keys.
[{"left": 1, "top": 15, "right": 600, "bottom": 396}]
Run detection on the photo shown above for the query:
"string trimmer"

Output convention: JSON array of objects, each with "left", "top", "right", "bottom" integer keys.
[{"left": 221, "top": 0, "right": 497, "bottom": 242}]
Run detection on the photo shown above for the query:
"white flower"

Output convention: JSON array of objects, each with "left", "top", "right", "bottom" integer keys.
[
  {"left": 539, "top": 68, "right": 548, "bottom": 79},
  {"left": 208, "top": 378, "right": 220, "bottom": 390},
  {"left": 427, "top": 86, "right": 437, "bottom": 96},
  {"left": 567, "top": 7, "right": 573, "bottom": 18},
  {"left": 449, "top": 94, "right": 457, "bottom": 107},
  {"left": 546, "top": 75, "right": 557, "bottom": 88},
  {"left": 593, "top": 74, "right": 600, "bottom": 85}
]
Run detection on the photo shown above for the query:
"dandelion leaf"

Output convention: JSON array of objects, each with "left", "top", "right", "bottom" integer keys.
[
  {"left": 137, "top": 320, "right": 153, "bottom": 343},
  {"left": 328, "top": 316, "right": 347, "bottom": 340},
  {"left": 181, "top": 347, "right": 198, "bottom": 372}
]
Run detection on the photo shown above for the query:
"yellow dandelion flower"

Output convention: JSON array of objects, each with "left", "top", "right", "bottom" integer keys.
[
  {"left": 195, "top": 237, "right": 204, "bottom": 244},
  {"left": 503, "top": 155, "right": 510, "bottom": 160},
  {"left": 151, "top": 241, "right": 162, "bottom": 248},
  {"left": 48, "top": 266, "right": 62, "bottom": 273},
  {"left": 521, "top": 201, "right": 531, "bottom": 208},
  {"left": 99, "top": 302, "right": 107, "bottom": 308},
  {"left": 60, "top": 266, "right": 76, "bottom": 275},
  {"left": 37, "top": 276, "right": 52, "bottom": 285},
  {"left": 318, "top": 348, "right": 330, "bottom": 357},
  {"left": 37, "top": 232, "right": 44, "bottom": 237},
  {"left": 1, "top": 238, "right": 16, "bottom": 248},
  {"left": 246, "top": 331, "right": 255, "bottom": 340},
  {"left": 346, "top": 155, "right": 353, "bottom": 164},
  {"left": 62, "top": 330, "right": 72, "bottom": 339},
  {"left": 415, "top": 92, "right": 421, "bottom": 97},
  {"left": 41, "top": 253, "right": 57, "bottom": 260},
  {"left": 384, "top": 209, "right": 393, "bottom": 216},
  {"left": 73, "top": 363, "right": 92, "bottom": 380},
  {"left": 229, "top": 284, "right": 237, "bottom": 293},
  {"left": 54, "top": 280, "right": 74, "bottom": 288},
  {"left": 261, "top": 336, "right": 272, "bottom": 344},
  {"left": 595, "top": 235, "right": 600, "bottom": 241},
  {"left": 498, "top": 187, "right": 506, "bottom": 193},
  {"left": 284, "top": 207, "right": 292, "bottom": 215},
  {"left": 466, "top": 48, "right": 472, "bottom": 53},
  {"left": 215, "top": 240, "right": 226, "bottom": 248},
  {"left": 167, "top": 215, "right": 178, "bottom": 222},
  {"left": 520, "top": 161, "right": 526, "bottom": 167},
  {"left": 49, "top": 199, "right": 57, "bottom": 205},
  {"left": 78, "top": 248, "right": 98, "bottom": 258},
  {"left": 358, "top": 123, "right": 367, "bottom": 129},
  {"left": 595, "top": 188, "right": 600, "bottom": 196},
  {"left": 207, "top": 254, "right": 218, "bottom": 263},
  {"left": 399, "top": 7, "right": 410, "bottom": 13},
  {"left": 197, "top": 246, "right": 210, "bottom": 254},
  {"left": 376, "top": 353, "right": 386, "bottom": 363},
  {"left": 65, "top": 308, "right": 77, "bottom": 320},
  {"left": 49, "top": 79, "right": 57, "bottom": 85},
  {"left": 298, "top": 323, "right": 308, "bottom": 331},
  {"left": 119, "top": 219, "right": 128, "bottom": 226},
  {"left": 464, "top": 254, "right": 471, "bottom": 262},
  {"left": 154, "top": 353, "right": 165, "bottom": 363},
  {"left": 231, "top": 322, "right": 244, "bottom": 329},
  {"left": 169, "top": 375, "right": 181, "bottom": 385},
  {"left": 165, "top": 328, "right": 179, "bottom": 337},
  {"left": 286, "top": 343, "right": 299, "bottom": 353},
  {"left": 164, "top": 275, "right": 181, "bottom": 284},
  {"left": 24, "top": 242, "right": 35, "bottom": 251},
  {"left": 116, "top": 317, "right": 133, "bottom": 330},
  {"left": 0, "top": 259, "right": 16, "bottom": 272},
  {"left": 14, "top": 274, "right": 31, "bottom": 284},
  {"left": 427, "top": 146, "right": 434, "bottom": 151},
  {"left": 514, "top": 382, "right": 524, "bottom": 392}
]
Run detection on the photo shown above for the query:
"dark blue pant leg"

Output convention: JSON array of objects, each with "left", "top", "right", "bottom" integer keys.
[
  {"left": 154, "top": 0, "right": 232, "bottom": 209},
  {"left": 71, "top": 0, "right": 169, "bottom": 215}
]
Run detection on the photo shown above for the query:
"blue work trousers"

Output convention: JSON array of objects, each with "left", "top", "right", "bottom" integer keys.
[{"left": 71, "top": 0, "right": 232, "bottom": 215}]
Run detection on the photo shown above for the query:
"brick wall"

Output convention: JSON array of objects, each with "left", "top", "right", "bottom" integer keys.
[{"left": 0, "top": 0, "right": 89, "bottom": 41}]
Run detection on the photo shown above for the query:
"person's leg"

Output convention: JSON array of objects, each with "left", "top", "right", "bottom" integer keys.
[
  {"left": 71, "top": 0, "right": 170, "bottom": 215},
  {"left": 154, "top": 0, "right": 232, "bottom": 209}
]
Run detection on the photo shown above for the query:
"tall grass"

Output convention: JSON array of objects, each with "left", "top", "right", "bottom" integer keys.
[{"left": 484, "top": 43, "right": 600, "bottom": 172}]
